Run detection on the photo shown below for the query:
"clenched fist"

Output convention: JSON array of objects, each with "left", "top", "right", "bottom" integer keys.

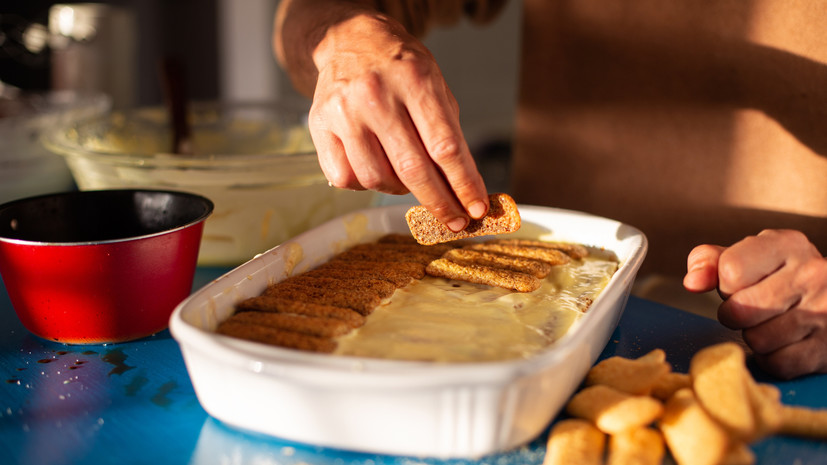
[{"left": 684, "top": 229, "right": 827, "bottom": 379}]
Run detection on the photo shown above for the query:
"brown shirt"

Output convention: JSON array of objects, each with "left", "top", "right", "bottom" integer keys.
[{"left": 387, "top": 0, "right": 827, "bottom": 277}]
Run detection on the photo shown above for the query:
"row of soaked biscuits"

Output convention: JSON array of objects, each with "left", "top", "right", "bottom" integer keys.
[{"left": 216, "top": 233, "right": 590, "bottom": 354}]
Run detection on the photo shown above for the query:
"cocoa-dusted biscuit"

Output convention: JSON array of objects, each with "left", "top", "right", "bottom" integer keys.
[
  {"left": 315, "top": 259, "right": 426, "bottom": 280},
  {"left": 376, "top": 233, "right": 468, "bottom": 250},
  {"left": 224, "top": 311, "right": 352, "bottom": 338},
  {"left": 217, "top": 320, "right": 337, "bottom": 353},
  {"left": 278, "top": 275, "right": 397, "bottom": 299},
  {"left": 330, "top": 243, "right": 444, "bottom": 266},
  {"left": 426, "top": 257, "right": 541, "bottom": 292},
  {"left": 263, "top": 282, "right": 381, "bottom": 316},
  {"left": 353, "top": 242, "right": 456, "bottom": 257},
  {"left": 443, "top": 247, "right": 553, "bottom": 278},
  {"left": 235, "top": 295, "right": 366, "bottom": 328},
  {"left": 485, "top": 238, "right": 590, "bottom": 260},
  {"left": 303, "top": 266, "right": 414, "bottom": 288},
  {"left": 466, "top": 242, "right": 571, "bottom": 266},
  {"left": 405, "top": 193, "right": 521, "bottom": 245}
]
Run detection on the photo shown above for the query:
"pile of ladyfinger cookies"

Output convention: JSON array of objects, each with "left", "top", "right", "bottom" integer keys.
[
  {"left": 544, "top": 342, "right": 827, "bottom": 465},
  {"left": 216, "top": 193, "right": 592, "bottom": 353}
]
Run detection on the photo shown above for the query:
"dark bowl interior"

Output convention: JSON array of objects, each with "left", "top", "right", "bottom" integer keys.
[{"left": 0, "top": 190, "right": 214, "bottom": 243}]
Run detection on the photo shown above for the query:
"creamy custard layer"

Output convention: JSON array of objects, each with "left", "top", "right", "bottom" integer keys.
[{"left": 333, "top": 251, "right": 619, "bottom": 362}]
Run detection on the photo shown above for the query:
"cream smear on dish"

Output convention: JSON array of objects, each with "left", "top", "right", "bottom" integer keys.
[{"left": 333, "top": 249, "right": 618, "bottom": 362}]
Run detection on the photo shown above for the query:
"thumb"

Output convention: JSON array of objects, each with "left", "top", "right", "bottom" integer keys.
[{"left": 683, "top": 244, "right": 726, "bottom": 293}]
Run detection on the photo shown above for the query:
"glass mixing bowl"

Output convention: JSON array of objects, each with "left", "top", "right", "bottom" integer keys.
[
  {"left": 43, "top": 100, "right": 377, "bottom": 266},
  {"left": 0, "top": 89, "right": 111, "bottom": 204}
]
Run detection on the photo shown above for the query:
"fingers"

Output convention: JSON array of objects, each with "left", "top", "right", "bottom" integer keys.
[
  {"left": 698, "top": 230, "right": 827, "bottom": 379},
  {"left": 717, "top": 265, "right": 802, "bottom": 329},
  {"left": 752, "top": 330, "right": 827, "bottom": 380},
  {"left": 683, "top": 245, "right": 725, "bottom": 293},
  {"left": 308, "top": 15, "right": 488, "bottom": 231},
  {"left": 405, "top": 80, "right": 489, "bottom": 224},
  {"left": 310, "top": 116, "right": 360, "bottom": 189},
  {"left": 684, "top": 231, "right": 809, "bottom": 297},
  {"left": 738, "top": 258, "right": 827, "bottom": 356},
  {"left": 313, "top": 89, "right": 484, "bottom": 231},
  {"left": 352, "top": 51, "right": 487, "bottom": 229},
  {"left": 310, "top": 93, "right": 407, "bottom": 193},
  {"left": 749, "top": 302, "right": 827, "bottom": 379},
  {"left": 716, "top": 231, "right": 793, "bottom": 297},
  {"left": 741, "top": 306, "right": 817, "bottom": 354},
  {"left": 716, "top": 230, "right": 824, "bottom": 330}
]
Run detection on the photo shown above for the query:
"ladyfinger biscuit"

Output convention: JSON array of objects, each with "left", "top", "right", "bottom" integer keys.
[
  {"left": 443, "top": 247, "right": 552, "bottom": 278},
  {"left": 426, "top": 258, "right": 541, "bottom": 292},
  {"left": 650, "top": 372, "right": 692, "bottom": 401},
  {"left": 466, "top": 242, "right": 571, "bottom": 266},
  {"left": 216, "top": 320, "right": 337, "bottom": 353},
  {"left": 304, "top": 266, "right": 414, "bottom": 288},
  {"left": 331, "top": 244, "right": 442, "bottom": 266},
  {"left": 565, "top": 384, "right": 664, "bottom": 434},
  {"left": 690, "top": 342, "right": 757, "bottom": 440},
  {"left": 348, "top": 242, "right": 455, "bottom": 257},
  {"left": 316, "top": 259, "right": 426, "bottom": 280},
  {"left": 225, "top": 311, "right": 352, "bottom": 338},
  {"left": 406, "top": 193, "right": 521, "bottom": 245},
  {"left": 486, "top": 238, "right": 590, "bottom": 259},
  {"left": 263, "top": 282, "right": 381, "bottom": 316},
  {"left": 721, "top": 442, "right": 756, "bottom": 465},
  {"left": 778, "top": 405, "right": 827, "bottom": 439},
  {"left": 235, "top": 295, "right": 366, "bottom": 328},
  {"left": 586, "top": 349, "right": 672, "bottom": 396},
  {"left": 279, "top": 275, "right": 397, "bottom": 299},
  {"left": 659, "top": 388, "right": 731, "bottom": 465},
  {"left": 543, "top": 419, "right": 605, "bottom": 465},
  {"left": 745, "top": 381, "right": 783, "bottom": 442},
  {"left": 607, "top": 427, "right": 664, "bottom": 465}
]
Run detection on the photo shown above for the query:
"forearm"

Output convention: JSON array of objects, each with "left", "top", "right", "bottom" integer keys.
[
  {"left": 274, "top": 0, "right": 382, "bottom": 96},
  {"left": 273, "top": 0, "right": 505, "bottom": 96}
]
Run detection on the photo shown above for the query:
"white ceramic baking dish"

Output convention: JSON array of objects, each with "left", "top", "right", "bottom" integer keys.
[{"left": 170, "top": 203, "right": 647, "bottom": 458}]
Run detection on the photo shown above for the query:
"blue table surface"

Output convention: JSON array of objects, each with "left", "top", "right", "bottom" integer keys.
[{"left": 2, "top": 268, "right": 826, "bottom": 465}]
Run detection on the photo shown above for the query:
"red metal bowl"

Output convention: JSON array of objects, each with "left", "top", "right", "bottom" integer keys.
[{"left": 0, "top": 189, "right": 213, "bottom": 344}]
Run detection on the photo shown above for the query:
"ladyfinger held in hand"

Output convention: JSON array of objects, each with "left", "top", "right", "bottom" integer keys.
[{"left": 405, "top": 193, "right": 521, "bottom": 245}]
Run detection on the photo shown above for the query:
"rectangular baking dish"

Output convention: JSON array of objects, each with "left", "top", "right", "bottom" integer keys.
[{"left": 170, "top": 203, "right": 647, "bottom": 458}]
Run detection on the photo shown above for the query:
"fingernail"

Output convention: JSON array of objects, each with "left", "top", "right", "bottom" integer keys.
[
  {"left": 468, "top": 200, "right": 487, "bottom": 219},
  {"left": 447, "top": 217, "right": 468, "bottom": 232}
]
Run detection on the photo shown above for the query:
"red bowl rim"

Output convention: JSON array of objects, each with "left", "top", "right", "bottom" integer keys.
[{"left": 0, "top": 188, "right": 214, "bottom": 246}]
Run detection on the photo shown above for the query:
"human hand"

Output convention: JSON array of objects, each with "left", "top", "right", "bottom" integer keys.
[
  {"left": 683, "top": 229, "right": 827, "bottom": 379},
  {"left": 309, "top": 12, "right": 489, "bottom": 232}
]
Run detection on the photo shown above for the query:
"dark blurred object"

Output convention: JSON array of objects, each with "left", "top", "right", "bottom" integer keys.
[
  {"left": 158, "top": 56, "right": 192, "bottom": 154},
  {"left": 0, "top": 5, "right": 53, "bottom": 91},
  {"left": 49, "top": 3, "right": 137, "bottom": 108},
  {"left": 1, "top": 1, "right": 218, "bottom": 107}
]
